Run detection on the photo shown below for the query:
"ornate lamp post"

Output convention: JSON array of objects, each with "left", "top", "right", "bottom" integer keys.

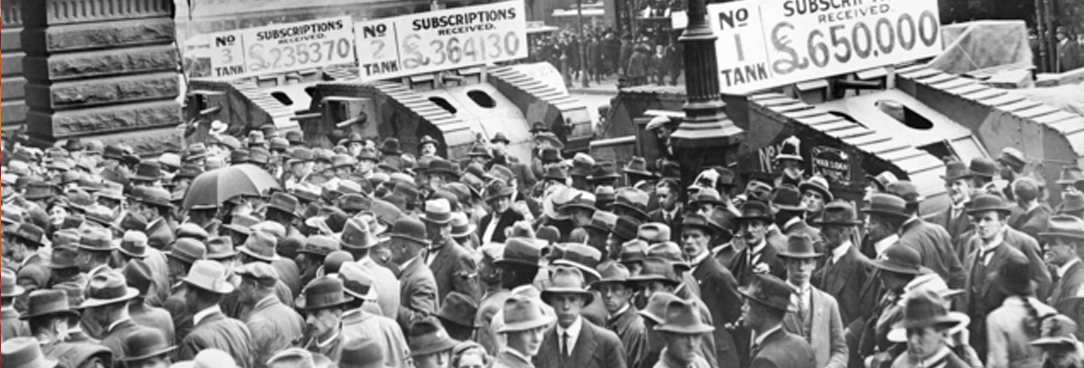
[{"left": 670, "top": 0, "right": 745, "bottom": 186}]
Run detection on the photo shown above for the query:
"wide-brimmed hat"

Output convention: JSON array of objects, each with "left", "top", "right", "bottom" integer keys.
[
  {"left": 552, "top": 244, "right": 604, "bottom": 281},
  {"left": 628, "top": 257, "right": 680, "bottom": 285},
  {"left": 541, "top": 267, "right": 595, "bottom": 305},
  {"left": 1061, "top": 193, "right": 1084, "bottom": 214},
  {"left": 770, "top": 185, "right": 805, "bottom": 212},
  {"left": 637, "top": 223, "right": 671, "bottom": 244},
  {"left": 590, "top": 261, "right": 631, "bottom": 288},
  {"left": 7, "top": 223, "right": 45, "bottom": 247},
  {"left": 337, "top": 262, "right": 378, "bottom": 301},
  {"left": 1, "top": 337, "right": 58, "bottom": 368},
  {"left": 422, "top": 198, "right": 453, "bottom": 224},
  {"left": 239, "top": 231, "right": 280, "bottom": 262},
  {"left": 886, "top": 181, "right": 924, "bottom": 205},
  {"left": 498, "top": 295, "right": 553, "bottom": 333},
  {"left": 798, "top": 175, "right": 833, "bottom": 202},
  {"left": 1057, "top": 166, "right": 1084, "bottom": 185},
  {"left": 559, "top": 191, "right": 597, "bottom": 215},
  {"left": 130, "top": 162, "right": 162, "bottom": 183},
  {"left": 80, "top": 271, "right": 140, "bottom": 308},
  {"left": 862, "top": 193, "right": 910, "bottom": 219},
  {"left": 638, "top": 292, "right": 681, "bottom": 325},
  {"left": 995, "top": 250, "right": 1035, "bottom": 295},
  {"left": 204, "top": 237, "right": 237, "bottom": 260},
  {"left": 969, "top": 157, "right": 998, "bottom": 178},
  {"left": 489, "top": 133, "right": 510, "bottom": 145},
  {"left": 966, "top": 194, "right": 1013, "bottom": 216},
  {"left": 20, "top": 289, "right": 80, "bottom": 320},
  {"left": 1041, "top": 215, "right": 1084, "bottom": 241},
  {"left": 389, "top": 217, "right": 429, "bottom": 245},
  {"left": 778, "top": 234, "right": 822, "bottom": 259},
  {"left": 183, "top": 260, "right": 235, "bottom": 294},
  {"left": 655, "top": 299, "right": 715, "bottom": 334},
  {"left": 437, "top": 292, "right": 479, "bottom": 329},
  {"left": 891, "top": 289, "right": 961, "bottom": 330},
  {"left": 339, "top": 338, "right": 385, "bottom": 368},
  {"left": 449, "top": 213, "right": 475, "bottom": 239},
  {"left": 235, "top": 262, "right": 280, "bottom": 285},
  {"left": 77, "top": 228, "right": 117, "bottom": 252},
  {"left": 738, "top": 274, "right": 797, "bottom": 312},
  {"left": 484, "top": 180, "right": 515, "bottom": 202},
  {"left": 409, "top": 317, "right": 460, "bottom": 357},
  {"left": 427, "top": 159, "right": 460, "bottom": 178},
  {"left": 266, "top": 192, "right": 301, "bottom": 218},
  {"left": 872, "top": 243, "right": 928, "bottom": 275},
  {"left": 613, "top": 188, "right": 650, "bottom": 220},
  {"left": 297, "top": 276, "right": 354, "bottom": 311},
  {"left": 48, "top": 247, "right": 79, "bottom": 270},
  {"left": 620, "top": 239, "right": 649, "bottom": 264},
  {"left": 588, "top": 162, "right": 621, "bottom": 182},
  {"left": 941, "top": 161, "right": 971, "bottom": 182},
  {"left": 737, "top": 200, "right": 772, "bottom": 222},
  {"left": 623, "top": 157, "right": 657, "bottom": 178},
  {"left": 1031, "top": 315, "right": 1079, "bottom": 347},
  {"left": 682, "top": 213, "right": 718, "bottom": 237},
  {"left": 165, "top": 238, "right": 207, "bottom": 265},
  {"left": 118, "top": 231, "right": 148, "bottom": 259},
  {"left": 814, "top": 200, "right": 863, "bottom": 226},
  {"left": 120, "top": 327, "right": 176, "bottom": 362},
  {"left": 494, "top": 237, "right": 543, "bottom": 268}
]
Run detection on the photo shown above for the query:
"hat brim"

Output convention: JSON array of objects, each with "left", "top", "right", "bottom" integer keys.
[
  {"left": 183, "top": 279, "right": 235, "bottom": 295},
  {"left": 410, "top": 337, "right": 461, "bottom": 357},
  {"left": 777, "top": 251, "right": 823, "bottom": 259},
  {"left": 295, "top": 295, "right": 354, "bottom": 311},
  {"left": 738, "top": 289, "right": 796, "bottom": 312},
  {"left": 343, "top": 286, "right": 378, "bottom": 302},
  {"left": 19, "top": 309, "right": 80, "bottom": 321},
  {"left": 541, "top": 288, "right": 595, "bottom": 306},
  {"left": 121, "top": 346, "right": 178, "bottom": 362},
  {"left": 80, "top": 287, "right": 140, "bottom": 308},
  {"left": 941, "top": 173, "right": 972, "bottom": 182},
  {"left": 221, "top": 224, "right": 253, "bottom": 235},
  {"left": 493, "top": 258, "right": 542, "bottom": 268},
  {"left": 1, "top": 285, "right": 25, "bottom": 298},
  {"left": 498, "top": 315, "right": 554, "bottom": 333},
  {"left": 813, "top": 219, "right": 863, "bottom": 226},
  {"left": 627, "top": 274, "right": 679, "bottom": 286},
  {"left": 654, "top": 323, "right": 716, "bottom": 334},
  {"left": 888, "top": 312, "right": 969, "bottom": 342},
  {"left": 117, "top": 248, "right": 147, "bottom": 259},
  {"left": 776, "top": 154, "right": 803, "bottom": 162},
  {"left": 870, "top": 260, "right": 926, "bottom": 275},
  {"left": 239, "top": 247, "right": 282, "bottom": 262},
  {"left": 76, "top": 244, "right": 121, "bottom": 252},
  {"left": 861, "top": 208, "right": 911, "bottom": 219},
  {"left": 451, "top": 225, "right": 477, "bottom": 239},
  {"left": 612, "top": 203, "right": 649, "bottom": 220},
  {"left": 623, "top": 169, "right": 657, "bottom": 178},
  {"left": 485, "top": 189, "right": 515, "bottom": 202},
  {"left": 966, "top": 207, "right": 1013, "bottom": 216},
  {"left": 1040, "top": 232, "right": 1084, "bottom": 242},
  {"left": 773, "top": 203, "right": 806, "bottom": 212}
]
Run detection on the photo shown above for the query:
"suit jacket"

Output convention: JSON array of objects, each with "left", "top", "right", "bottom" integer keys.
[
  {"left": 898, "top": 218, "right": 966, "bottom": 289},
  {"left": 129, "top": 302, "right": 176, "bottom": 345},
  {"left": 986, "top": 296, "right": 1057, "bottom": 368},
  {"left": 1, "top": 307, "right": 29, "bottom": 342},
  {"left": 342, "top": 309, "right": 411, "bottom": 368},
  {"left": 397, "top": 257, "right": 440, "bottom": 331},
  {"left": 648, "top": 207, "right": 684, "bottom": 242},
  {"left": 426, "top": 239, "right": 480, "bottom": 303},
  {"left": 925, "top": 206, "right": 972, "bottom": 247},
  {"left": 272, "top": 257, "right": 302, "bottom": 298},
  {"left": 1058, "top": 40, "right": 1082, "bottom": 73},
  {"left": 960, "top": 242, "right": 1025, "bottom": 359},
  {"left": 494, "top": 351, "right": 536, "bottom": 368},
  {"left": 608, "top": 305, "right": 648, "bottom": 368},
  {"left": 1009, "top": 205, "right": 1052, "bottom": 242},
  {"left": 479, "top": 210, "right": 526, "bottom": 244},
  {"left": 692, "top": 254, "right": 743, "bottom": 368},
  {"left": 729, "top": 237, "right": 787, "bottom": 287},
  {"left": 142, "top": 248, "right": 173, "bottom": 309},
  {"left": 783, "top": 287, "right": 848, "bottom": 368},
  {"left": 146, "top": 218, "right": 174, "bottom": 249},
  {"left": 360, "top": 257, "right": 402, "bottom": 320},
  {"left": 750, "top": 327, "right": 817, "bottom": 368},
  {"left": 535, "top": 318, "right": 627, "bottom": 368},
  {"left": 961, "top": 228, "right": 1053, "bottom": 302},
  {"left": 1050, "top": 260, "right": 1084, "bottom": 308},
  {"left": 813, "top": 245, "right": 874, "bottom": 325},
  {"left": 178, "top": 310, "right": 255, "bottom": 368},
  {"left": 42, "top": 341, "right": 113, "bottom": 368},
  {"left": 245, "top": 296, "right": 304, "bottom": 368},
  {"left": 99, "top": 318, "right": 143, "bottom": 361}
]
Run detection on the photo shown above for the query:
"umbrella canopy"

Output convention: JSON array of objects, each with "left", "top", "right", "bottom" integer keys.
[{"left": 182, "top": 164, "right": 280, "bottom": 210}]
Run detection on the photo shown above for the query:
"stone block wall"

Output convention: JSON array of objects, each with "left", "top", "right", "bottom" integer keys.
[
  {"left": 20, "top": 0, "right": 184, "bottom": 155},
  {"left": 2, "top": 0, "right": 28, "bottom": 132}
]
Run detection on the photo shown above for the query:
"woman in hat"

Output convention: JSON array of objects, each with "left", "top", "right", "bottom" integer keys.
[{"left": 987, "top": 251, "right": 1057, "bottom": 368}]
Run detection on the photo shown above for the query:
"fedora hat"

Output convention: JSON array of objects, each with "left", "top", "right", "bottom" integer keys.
[
  {"left": 409, "top": 317, "right": 461, "bottom": 357},
  {"left": 422, "top": 198, "right": 453, "bottom": 224},
  {"left": 775, "top": 136, "right": 803, "bottom": 162},
  {"left": 498, "top": 295, "right": 554, "bottom": 333},
  {"left": 205, "top": 237, "right": 237, "bottom": 260},
  {"left": 340, "top": 218, "right": 378, "bottom": 249},
  {"left": 814, "top": 200, "right": 863, "bottom": 226},
  {"left": 20, "top": 289, "right": 80, "bottom": 320},
  {"left": 778, "top": 234, "right": 822, "bottom": 259},
  {"left": 49, "top": 247, "right": 79, "bottom": 270},
  {"left": 628, "top": 257, "right": 681, "bottom": 285},
  {"left": 1031, "top": 314, "right": 1079, "bottom": 347},
  {"left": 118, "top": 231, "right": 148, "bottom": 259},
  {"left": 872, "top": 243, "right": 928, "bottom": 275},
  {"left": 427, "top": 159, "right": 460, "bottom": 178},
  {"left": 638, "top": 292, "right": 682, "bottom": 325},
  {"left": 620, "top": 239, "right": 649, "bottom": 264},
  {"left": 484, "top": 180, "right": 515, "bottom": 202},
  {"left": 8, "top": 223, "right": 45, "bottom": 246},
  {"left": 656, "top": 299, "right": 715, "bottom": 334},
  {"left": 81, "top": 271, "right": 140, "bottom": 308},
  {"left": 770, "top": 185, "right": 806, "bottom": 212},
  {"left": 539, "top": 147, "right": 562, "bottom": 164},
  {"left": 862, "top": 193, "right": 910, "bottom": 219},
  {"left": 591, "top": 261, "right": 631, "bottom": 287},
  {"left": 266, "top": 192, "right": 301, "bottom": 218},
  {"left": 682, "top": 212, "right": 718, "bottom": 237},
  {"left": 799, "top": 175, "right": 833, "bottom": 202},
  {"left": 466, "top": 144, "right": 492, "bottom": 160},
  {"left": 941, "top": 161, "right": 971, "bottom": 182},
  {"left": 892, "top": 289, "right": 960, "bottom": 331},
  {"left": 530, "top": 121, "right": 550, "bottom": 133},
  {"left": 230, "top": 149, "right": 251, "bottom": 165},
  {"left": 534, "top": 132, "right": 564, "bottom": 151},
  {"left": 287, "top": 148, "right": 314, "bottom": 166},
  {"left": 338, "top": 262, "right": 378, "bottom": 301},
  {"left": 24, "top": 181, "right": 58, "bottom": 201},
  {"left": 389, "top": 217, "right": 429, "bottom": 245},
  {"left": 613, "top": 188, "right": 650, "bottom": 220},
  {"left": 559, "top": 191, "right": 597, "bottom": 215},
  {"left": 552, "top": 244, "right": 603, "bottom": 281},
  {"left": 222, "top": 214, "right": 260, "bottom": 236},
  {"left": 489, "top": 133, "right": 510, "bottom": 145},
  {"left": 450, "top": 213, "right": 476, "bottom": 239},
  {"left": 966, "top": 194, "right": 1013, "bottom": 216},
  {"left": 737, "top": 200, "right": 773, "bottom": 222},
  {"left": 586, "top": 211, "right": 618, "bottom": 234},
  {"left": 647, "top": 242, "right": 690, "bottom": 271},
  {"left": 623, "top": 157, "right": 657, "bottom": 178},
  {"left": 117, "top": 212, "right": 148, "bottom": 233},
  {"left": 438, "top": 292, "right": 480, "bottom": 329},
  {"left": 1060, "top": 192, "right": 1084, "bottom": 214},
  {"left": 995, "top": 251, "right": 1035, "bottom": 295},
  {"left": 285, "top": 130, "right": 305, "bottom": 145},
  {"left": 886, "top": 180, "right": 923, "bottom": 205},
  {"left": 96, "top": 181, "right": 126, "bottom": 201},
  {"left": 124, "top": 260, "right": 155, "bottom": 296},
  {"left": 541, "top": 267, "right": 595, "bottom": 305},
  {"left": 569, "top": 153, "right": 596, "bottom": 177},
  {"left": 1, "top": 337, "right": 58, "bottom": 368},
  {"left": 739, "top": 274, "right": 797, "bottom": 312},
  {"left": 339, "top": 338, "right": 385, "bottom": 368},
  {"left": 121, "top": 327, "right": 176, "bottom": 362},
  {"left": 1, "top": 270, "right": 25, "bottom": 298},
  {"left": 235, "top": 262, "right": 280, "bottom": 284},
  {"left": 1041, "top": 215, "right": 1084, "bottom": 241},
  {"left": 184, "top": 260, "right": 235, "bottom": 294},
  {"left": 299, "top": 235, "right": 339, "bottom": 257},
  {"left": 588, "top": 162, "right": 621, "bottom": 182},
  {"left": 77, "top": 228, "right": 117, "bottom": 252},
  {"left": 165, "top": 238, "right": 207, "bottom": 265},
  {"left": 969, "top": 157, "right": 998, "bottom": 178},
  {"left": 543, "top": 166, "right": 568, "bottom": 182},
  {"left": 184, "top": 143, "right": 209, "bottom": 162},
  {"left": 494, "top": 237, "right": 543, "bottom": 268},
  {"left": 130, "top": 162, "right": 162, "bottom": 183},
  {"left": 1057, "top": 166, "right": 1084, "bottom": 185},
  {"left": 239, "top": 231, "right": 280, "bottom": 262},
  {"left": 130, "top": 186, "right": 173, "bottom": 209},
  {"left": 637, "top": 223, "right": 671, "bottom": 244}
]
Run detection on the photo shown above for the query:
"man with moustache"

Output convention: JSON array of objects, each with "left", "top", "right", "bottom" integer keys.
[{"left": 1041, "top": 215, "right": 1084, "bottom": 307}]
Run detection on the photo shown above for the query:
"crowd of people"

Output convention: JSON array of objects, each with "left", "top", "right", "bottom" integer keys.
[
  {"left": 528, "top": 27, "right": 682, "bottom": 87},
  {"left": 4, "top": 121, "right": 1084, "bottom": 368}
]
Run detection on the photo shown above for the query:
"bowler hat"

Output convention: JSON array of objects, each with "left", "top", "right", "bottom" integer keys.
[
  {"left": 20, "top": 289, "right": 80, "bottom": 320},
  {"left": 183, "top": 260, "right": 235, "bottom": 294},
  {"left": 778, "top": 234, "right": 822, "bottom": 259},
  {"left": 494, "top": 237, "right": 543, "bottom": 268},
  {"left": 438, "top": 292, "right": 480, "bottom": 329},
  {"left": 892, "top": 289, "right": 959, "bottom": 330},
  {"left": 130, "top": 161, "right": 162, "bottom": 183},
  {"left": 771, "top": 185, "right": 806, "bottom": 212},
  {"left": 799, "top": 175, "right": 833, "bottom": 202},
  {"left": 165, "top": 238, "right": 207, "bottom": 265},
  {"left": 81, "top": 271, "right": 140, "bottom": 308},
  {"left": 1057, "top": 166, "right": 1084, "bottom": 185},
  {"left": 623, "top": 157, "right": 657, "bottom": 178},
  {"left": 379, "top": 137, "right": 402, "bottom": 156},
  {"left": 409, "top": 317, "right": 461, "bottom": 357},
  {"left": 1, "top": 337, "right": 58, "bottom": 368},
  {"left": 814, "top": 200, "right": 863, "bottom": 226},
  {"left": 656, "top": 299, "right": 715, "bottom": 334},
  {"left": 389, "top": 217, "right": 429, "bottom": 245},
  {"left": 239, "top": 231, "right": 280, "bottom": 262},
  {"left": 969, "top": 157, "right": 998, "bottom": 178},
  {"left": 966, "top": 194, "right": 1013, "bottom": 216},
  {"left": 120, "top": 327, "right": 176, "bottom": 362},
  {"left": 862, "top": 194, "right": 910, "bottom": 219},
  {"left": 638, "top": 292, "right": 682, "bottom": 324},
  {"left": 941, "top": 161, "right": 971, "bottom": 182},
  {"left": 872, "top": 243, "right": 927, "bottom": 275},
  {"left": 490, "top": 133, "right": 510, "bottom": 145},
  {"left": 541, "top": 267, "right": 595, "bottom": 305},
  {"left": 737, "top": 200, "right": 772, "bottom": 222},
  {"left": 339, "top": 338, "right": 385, "bottom": 368},
  {"left": 1031, "top": 315, "right": 1079, "bottom": 347},
  {"left": 738, "top": 274, "right": 797, "bottom": 312}
]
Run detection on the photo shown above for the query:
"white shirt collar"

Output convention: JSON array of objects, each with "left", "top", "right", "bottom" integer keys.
[
  {"left": 106, "top": 317, "right": 132, "bottom": 334},
  {"left": 830, "top": 241, "right": 852, "bottom": 264},
  {"left": 555, "top": 316, "right": 584, "bottom": 354},
  {"left": 1059, "top": 259, "right": 1082, "bottom": 278},
  {"left": 317, "top": 329, "right": 341, "bottom": 348},
  {"left": 690, "top": 249, "right": 710, "bottom": 267},
  {"left": 753, "top": 324, "right": 783, "bottom": 347},
  {"left": 783, "top": 216, "right": 803, "bottom": 230},
  {"left": 193, "top": 305, "right": 222, "bottom": 326},
  {"left": 610, "top": 304, "right": 630, "bottom": 320},
  {"left": 748, "top": 239, "right": 767, "bottom": 255},
  {"left": 399, "top": 256, "right": 420, "bottom": 272},
  {"left": 874, "top": 234, "right": 899, "bottom": 258}
]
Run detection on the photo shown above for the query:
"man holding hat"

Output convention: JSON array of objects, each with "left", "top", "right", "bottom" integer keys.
[
  {"left": 536, "top": 267, "right": 627, "bottom": 368},
  {"left": 236, "top": 262, "right": 304, "bottom": 368},
  {"left": 25, "top": 289, "right": 113, "bottom": 368},
  {"left": 653, "top": 299, "right": 716, "bottom": 368},
  {"left": 778, "top": 234, "right": 847, "bottom": 368},
  {"left": 387, "top": 216, "right": 440, "bottom": 331},
  {"left": 297, "top": 276, "right": 352, "bottom": 362},
  {"left": 177, "top": 260, "right": 254, "bottom": 368},
  {"left": 739, "top": 273, "right": 815, "bottom": 368},
  {"left": 494, "top": 295, "right": 553, "bottom": 368},
  {"left": 422, "top": 198, "right": 480, "bottom": 303},
  {"left": 681, "top": 212, "right": 743, "bottom": 368}
]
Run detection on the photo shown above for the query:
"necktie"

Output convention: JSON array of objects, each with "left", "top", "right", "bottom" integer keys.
[{"left": 562, "top": 331, "right": 571, "bottom": 357}]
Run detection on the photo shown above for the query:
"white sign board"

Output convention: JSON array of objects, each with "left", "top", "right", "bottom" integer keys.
[
  {"left": 207, "top": 16, "right": 356, "bottom": 79},
  {"left": 355, "top": 1, "right": 528, "bottom": 81},
  {"left": 692, "top": 0, "right": 941, "bottom": 94}
]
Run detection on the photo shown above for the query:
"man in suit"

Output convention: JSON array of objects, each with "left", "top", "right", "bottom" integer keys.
[
  {"left": 177, "top": 261, "right": 254, "bottom": 368},
  {"left": 340, "top": 217, "right": 401, "bottom": 320},
  {"left": 682, "top": 213, "right": 744, "bottom": 368},
  {"left": 339, "top": 262, "right": 411, "bottom": 368},
  {"left": 740, "top": 273, "right": 816, "bottom": 368},
  {"left": 886, "top": 181, "right": 966, "bottom": 289},
  {"left": 813, "top": 201, "right": 873, "bottom": 326},
  {"left": 494, "top": 295, "right": 552, "bottom": 368},
  {"left": 536, "top": 267, "right": 627, "bottom": 368},
  {"left": 236, "top": 262, "right": 304, "bottom": 368},
  {"left": 1, "top": 268, "right": 29, "bottom": 341},
  {"left": 591, "top": 261, "right": 648, "bottom": 368},
  {"left": 26, "top": 289, "right": 113, "bottom": 368},
  {"left": 925, "top": 161, "right": 974, "bottom": 246},
  {"left": 652, "top": 299, "right": 716, "bottom": 368},
  {"left": 1040, "top": 215, "right": 1084, "bottom": 308},
  {"left": 297, "top": 277, "right": 353, "bottom": 362},
  {"left": 772, "top": 185, "right": 821, "bottom": 244},
  {"left": 81, "top": 271, "right": 142, "bottom": 360},
  {"left": 648, "top": 179, "right": 683, "bottom": 242},
  {"left": 728, "top": 200, "right": 788, "bottom": 287},
  {"left": 959, "top": 194, "right": 1039, "bottom": 360},
  {"left": 479, "top": 180, "right": 525, "bottom": 244},
  {"left": 962, "top": 195, "right": 1053, "bottom": 301},
  {"left": 778, "top": 234, "right": 848, "bottom": 368},
  {"left": 162, "top": 238, "right": 206, "bottom": 343},
  {"left": 387, "top": 217, "right": 440, "bottom": 331},
  {"left": 1008, "top": 177, "right": 1052, "bottom": 240},
  {"left": 3, "top": 223, "right": 49, "bottom": 280},
  {"left": 422, "top": 199, "right": 480, "bottom": 303},
  {"left": 124, "top": 261, "right": 175, "bottom": 345},
  {"left": 1057, "top": 27, "right": 1082, "bottom": 73}
]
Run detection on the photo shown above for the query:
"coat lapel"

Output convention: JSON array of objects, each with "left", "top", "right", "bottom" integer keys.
[
  {"left": 572, "top": 322, "right": 600, "bottom": 365},
  {"left": 979, "top": 245, "right": 1011, "bottom": 298}
]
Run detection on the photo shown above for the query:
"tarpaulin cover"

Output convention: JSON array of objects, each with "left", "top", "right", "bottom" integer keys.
[
  {"left": 1017, "top": 82, "right": 1084, "bottom": 116},
  {"left": 928, "top": 20, "right": 1034, "bottom": 75}
]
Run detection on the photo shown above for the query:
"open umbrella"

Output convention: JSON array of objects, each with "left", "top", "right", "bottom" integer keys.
[{"left": 182, "top": 164, "right": 280, "bottom": 210}]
